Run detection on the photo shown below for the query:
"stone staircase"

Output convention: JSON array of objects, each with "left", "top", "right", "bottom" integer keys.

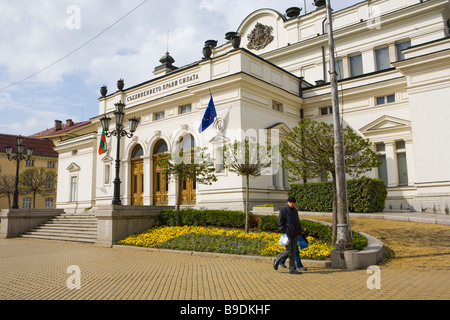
[{"left": 20, "top": 213, "right": 97, "bottom": 244}]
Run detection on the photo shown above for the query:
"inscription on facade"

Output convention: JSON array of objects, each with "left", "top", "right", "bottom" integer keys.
[{"left": 127, "top": 74, "right": 199, "bottom": 103}]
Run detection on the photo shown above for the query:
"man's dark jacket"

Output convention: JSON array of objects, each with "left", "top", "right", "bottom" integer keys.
[{"left": 278, "top": 205, "right": 302, "bottom": 238}]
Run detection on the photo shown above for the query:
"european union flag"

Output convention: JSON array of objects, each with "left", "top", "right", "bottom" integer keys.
[{"left": 199, "top": 93, "right": 217, "bottom": 133}]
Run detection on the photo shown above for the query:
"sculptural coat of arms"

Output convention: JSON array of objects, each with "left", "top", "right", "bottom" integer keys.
[{"left": 247, "top": 22, "right": 274, "bottom": 51}]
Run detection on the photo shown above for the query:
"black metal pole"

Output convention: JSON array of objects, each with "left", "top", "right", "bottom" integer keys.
[
  {"left": 112, "top": 128, "right": 122, "bottom": 205},
  {"left": 12, "top": 156, "right": 20, "bottom": 209}
]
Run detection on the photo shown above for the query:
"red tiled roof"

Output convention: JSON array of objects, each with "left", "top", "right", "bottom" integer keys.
[
  {"left": 0, "top": 134, "right": 58, "bottom": 158},
  {"left": 30, "top": 120, "right": 92, "bottom": 138}
]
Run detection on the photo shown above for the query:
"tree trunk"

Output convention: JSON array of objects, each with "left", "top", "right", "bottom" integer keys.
[
  {"left": 245, "top": 174, "right": 250, "bottom": 233},
  {"left": 176, "top": 177, "right": 182, "bottom": 226},
  {"left": 33, "top": 191, "right": 37, "bottom": 209}
]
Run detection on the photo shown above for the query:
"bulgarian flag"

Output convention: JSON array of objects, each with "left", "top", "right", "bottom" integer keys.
[{"left": 99, "top": 129, "right": 107, "bottom": 155}]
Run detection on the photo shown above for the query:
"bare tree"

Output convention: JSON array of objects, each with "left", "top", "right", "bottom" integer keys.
[
  {"left": 223, "top": 138, "right": 271, "bottom": 233},
  {"left": 19, "top": 168, "right": 57, "bottom": 209},
  {"left": 0, "top": 174, "right": 16, "bottom": 209}
]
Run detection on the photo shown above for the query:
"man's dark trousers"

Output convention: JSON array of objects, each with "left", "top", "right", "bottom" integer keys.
[{"left": 275, "top": 236, "right": 298, "bottom": 272}]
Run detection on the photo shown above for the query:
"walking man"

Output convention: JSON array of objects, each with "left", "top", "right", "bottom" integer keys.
[{"left": 273, "top": 196, "right": 302, "bottom": 274}]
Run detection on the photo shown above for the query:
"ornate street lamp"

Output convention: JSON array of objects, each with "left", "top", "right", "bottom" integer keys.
[
  {"left": 99, "top": 83, "right": 140, "bottom": 205},
  {"left": 5, "top": 135, "right": 34, "bottom": 209}
]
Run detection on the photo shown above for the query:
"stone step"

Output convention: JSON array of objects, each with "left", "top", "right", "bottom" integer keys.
[
  {"left": 20, "top": 213, "right": 98, "bottom": 244},
  {"left": 30, "top": 227, "right": 97, "bottom": 235},
  {"left": 23, "top": 230, "right": 97, "bottom": 238},
  {"left": 20, "top": 234, "right": 96, "bottom": 243}
]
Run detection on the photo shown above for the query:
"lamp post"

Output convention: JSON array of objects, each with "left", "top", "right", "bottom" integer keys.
[
  {"left": 99, "top": 82, "right": 140, "bottom": 205},
  {"left": 315, "top": 0, "right": 353, "bottom": 250},
  {"left": 5, "top": 136, "right": 34, "bottom": 209}
]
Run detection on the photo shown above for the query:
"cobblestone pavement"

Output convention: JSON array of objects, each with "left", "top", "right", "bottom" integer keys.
[{"left": 0, "top": 216, "right": 449, "bottom": 301}]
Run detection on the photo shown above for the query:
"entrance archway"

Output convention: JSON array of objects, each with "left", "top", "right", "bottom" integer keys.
[
  {"left": 153, "top": 140, "right": 169, "bottom": 205},
  {"left": 176, "top": 134, "right": 196, "bottom": 205},
  {"left": 131, "top": 145, "right": 144, "bottom": 206}
]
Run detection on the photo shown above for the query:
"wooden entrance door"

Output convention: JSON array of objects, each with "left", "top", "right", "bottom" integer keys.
[
  {"left": 131, "top": 160, "right": 144, "bottom": 206},
  {"left": 153, "top": 155, "right": 168, "bottom": 205},
  {"left": 180, "top": 177, "right": 196, "bottom": 205}
]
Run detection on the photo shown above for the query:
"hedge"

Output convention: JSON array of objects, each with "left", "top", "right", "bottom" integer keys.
[
  {"left": 289, "top": 177, "right": 387, "bottom": 213},
  {"left": 158, "top": 208, "right": 258, "bottom": 229}
]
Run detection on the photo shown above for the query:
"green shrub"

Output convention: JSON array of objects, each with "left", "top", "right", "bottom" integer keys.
[
  {"left": 347, "top": 177, "right": 387, "bottom": 213},
  {"left": 159, "top": 208, "right": 254, "bottom": 229},
  {"left": 289, "top": 182, "right": 333, "bottom": 212},
  {"left": 289, "top": 177, "right": 387, "bottom": 213},
  {"left": 259, "top": 215, "right": 279, "bottom": 232}
]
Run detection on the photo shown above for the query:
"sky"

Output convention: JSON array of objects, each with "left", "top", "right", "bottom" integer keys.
[{"left": 0, "top": 0, "right": 362, "bottom": 136}]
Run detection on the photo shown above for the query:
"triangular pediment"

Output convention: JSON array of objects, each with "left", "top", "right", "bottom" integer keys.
[
  {"left": 209, "top": 135, "right": 230, "bottom": 145},
  {"left": 66, "top": 163, "right": 81, "bottom": 173},
  {"left": 265, "top": 122, "right": 291, "bottom": 139},
  {"left": 360, "top": 116, "right": 411, "bottom": 135}
]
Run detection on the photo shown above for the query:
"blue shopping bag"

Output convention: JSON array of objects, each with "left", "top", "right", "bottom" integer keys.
[{"left": 298, "top": 236, "right": 309, "bottom": 249}]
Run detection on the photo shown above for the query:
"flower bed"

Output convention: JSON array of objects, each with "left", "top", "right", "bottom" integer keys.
[{"left": 118, "top": 226, "right": 335, "bottom": 260}]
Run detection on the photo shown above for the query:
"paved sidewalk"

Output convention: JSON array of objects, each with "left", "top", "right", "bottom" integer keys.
[{"left": 0, "top": 214, "right": 449, "bottom": 301}]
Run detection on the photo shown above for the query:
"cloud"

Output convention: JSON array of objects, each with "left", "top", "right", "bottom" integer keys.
[{"left": 0, "top": 0, "right": 361, "bottom": 136}]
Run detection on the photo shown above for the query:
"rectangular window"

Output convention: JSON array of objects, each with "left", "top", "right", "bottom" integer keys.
[
  {"left": 70, "top": 176, "right": 78, "bottom": 202},
  {"left": 45, "top": 198, "right": 54, "bottom": 209},
  {"left": 320, "top": 106, "right": 333, "bottom": 116},
  {"left": 26, "top": 159, "right": 34, "bottom": 167},
  {"left": 349, "top": 54, "right": 363, "bottom": 77},
  {"left": 179, "top": 104, "right": 192, "bottom": 114},
  {"left": 378, "top": 155, "right": 388, "bottom": 186},
  {"left": 104, "top": 164, "right": 111, "bottom": 185},
  {"left": 376, "top": 143, "right": 386, "bottom": 152},
  {"left": 376, "top": 143, "right": 388, "bottom": 186},
  {"left": 396, "top": 40, "right": 411, "bottom": 61},
  {"left": 335, "top": 59, "right": 344, "bottom": 80},
  {"left": 215, "top": 146, "right": 224, "bottom": 173},
  {"left": 397, "top": 153, "right": 409, "bottom": 186},
  {"left": 375, "top": 47, "right": 390, "bottom": 71},
  {"left": 46, "top": 180, "right": 54, "bottom": 189},
  {"left": 282, "top": 161, "right": 289, "bottom": 190},
  {"left": 272, "top": 101, "right": 283, "bottom": 112},
  {"left": 376, "top": 94, "right": 395, "bottom": 105},
  {"left": 396, "top": 140, "right": 409, "bottom": 186},
  {"left": 23, "top": 198, "right": 32, "bottom": 209},
  {"left": 47, "top": 161, "right": 56, "bottom": 168},
  {"left": 154, "top": 111, "right": 165, "bottom": 121}
]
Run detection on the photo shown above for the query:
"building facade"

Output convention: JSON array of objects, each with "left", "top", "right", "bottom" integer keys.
[
  {"left": 0, "top": 134, "right": 58, "bottom": 210},
  {"left": 55, "top": 0, "right": 450, "bottom": 214}
]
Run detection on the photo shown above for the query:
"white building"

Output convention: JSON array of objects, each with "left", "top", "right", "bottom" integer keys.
[{"left": 55, "top": 0, "right": 450, "bottom": 214}]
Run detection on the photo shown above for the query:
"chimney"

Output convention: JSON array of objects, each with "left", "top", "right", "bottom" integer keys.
[
  {"left": 66, "top": 119, "right": 74, "bottom": 127},
  {"left": 55, "top": 120, "right": 62, "bottom": 131}
]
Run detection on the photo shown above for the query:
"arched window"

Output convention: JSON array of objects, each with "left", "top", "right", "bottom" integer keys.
[
  {"left": 153, "top": 140, "right": 168, "bottom": 155},
  {"left": 132, "top": 145, "right": 144, "bottom": 159},
  {"left": 176, "top": 134, "right": 195, "bottom": 152}
]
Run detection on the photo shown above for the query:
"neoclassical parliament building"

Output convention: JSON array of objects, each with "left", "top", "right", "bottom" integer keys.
[{"left": 54, "top": 0, "right": 450, "bottom": 214}]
